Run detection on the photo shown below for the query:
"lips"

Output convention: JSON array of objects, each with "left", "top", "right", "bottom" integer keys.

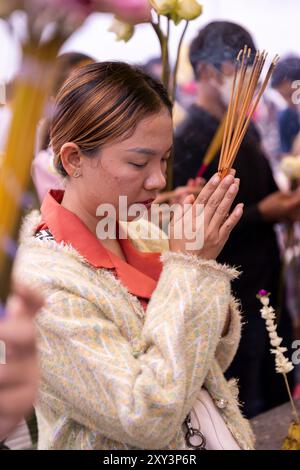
[{"left": 138, "top": 199, "right": 155, "bottom": 206}]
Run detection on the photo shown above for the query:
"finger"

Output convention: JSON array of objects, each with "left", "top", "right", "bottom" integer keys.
[
  {"left": 209, "top": 180, "right": 240, "bottom": 229},
  {"left": 204, "top": 176, "right": 238, "bottom": 224},
  {"left": 179, "top": 194, "right": 195, "bottom": 217},
  {"left": 186, "top": 187, "right": 203, "bottom": 196},
  {"left": 195, "top": 177, "right": 205, "bottom": 185},
  {"left": 0, "top": 355, "right": 38, "bottom": 388},
  {"left": 183, "top": 194, "right": 195, "bottom": 210},
  {"left": 170, "top": 194, "right": 194, "bottom": 225},
  {"left": 0, "top": 383, "right": 37, "bottom": 417},
  {"left": 174, "top": 187, "right": 189, "bottom": 198},
  {"left": 194, "top": 173, "right": 223, "bottom": 207},
  {"left": 169, "top": 194, "right": 195, "bottom": 240},
  {"left": 0, "top": 318, "right": 36, "bottom": 358},
  {"left": 219, "top": 203, "right": 244, "bottom": 241},
  {"left": 8, "top": 283, "right": 44, "bottom": 319}
]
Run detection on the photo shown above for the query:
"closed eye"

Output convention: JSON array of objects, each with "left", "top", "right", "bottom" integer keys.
[{"left": 129, "top": 162, "right": 147, "bottom": 168}]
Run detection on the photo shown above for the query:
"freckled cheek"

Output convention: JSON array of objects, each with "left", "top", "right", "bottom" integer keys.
[
  {"left": 112, "top": 173, "right": 144, "bottom": 193},
  {"left": 93, "top": 165, "right": 145, "bottom": 202}
]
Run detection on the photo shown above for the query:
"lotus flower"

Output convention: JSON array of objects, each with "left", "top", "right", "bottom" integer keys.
[
  {"left": 150, "top": 0, "right": 202, "bottom": 24},
  {"left": 150, "top": 0, "right": 177, "bottom": 16},
  {"left": 104, "top": 0, "right": 151, "bottom": 23},
  {"left": 0, "top": 0, "right": 152, "bottom": 30},
  {"left": 172, "top": 0, "right": 203, "bottom": 24},
  {"left": 109, "top": 18, "right": 134, "bottom": 42}
]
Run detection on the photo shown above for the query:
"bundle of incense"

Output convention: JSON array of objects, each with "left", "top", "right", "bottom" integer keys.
[{"left": 218, "top": 46, "right": 279, "bottom": 178}]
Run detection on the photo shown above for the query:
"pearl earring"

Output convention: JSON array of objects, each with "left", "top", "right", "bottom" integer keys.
[{"left": 73, "top": 170, "right": 81, "bottom": 178}]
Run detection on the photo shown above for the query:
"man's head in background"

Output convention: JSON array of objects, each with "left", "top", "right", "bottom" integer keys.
[
  {"left": 271, "top": 56, "right": 300, "bottom": 108},
  {"left": 189, "top": 21, "right": 257, "bottom": 109}
]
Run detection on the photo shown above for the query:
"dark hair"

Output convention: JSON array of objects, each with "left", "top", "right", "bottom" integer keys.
[
  {"left": 271, "top": 56, "right": 300, "bottom": 88},
  {"left": 189, "top": 21, "right": 257, "bottom": 79},
  {"left": 50, "top": 61, "right": 172, "bottom": 177},
  {"left": 54, "top": 52, "right": 95, "bottom": 95}
]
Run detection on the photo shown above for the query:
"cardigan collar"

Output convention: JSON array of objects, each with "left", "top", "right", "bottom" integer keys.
[{"left": 37, "top": 190, "right": 162, "bottom": 302}]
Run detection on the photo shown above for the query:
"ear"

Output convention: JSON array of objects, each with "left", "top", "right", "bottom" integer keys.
[{"left": 60, "top": 142, "right": 82, "bottom": 177}]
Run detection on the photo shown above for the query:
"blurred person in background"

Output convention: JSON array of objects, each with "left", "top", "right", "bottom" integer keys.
[{"left": 271, "top": 56, "right": 300, "bottom": 155}]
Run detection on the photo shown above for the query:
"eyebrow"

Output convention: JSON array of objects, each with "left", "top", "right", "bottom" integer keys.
[{"left": 125, "top": 145, "right": 173, "bottom": 156}]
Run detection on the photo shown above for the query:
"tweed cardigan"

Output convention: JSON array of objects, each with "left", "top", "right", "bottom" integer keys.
[{"left": 13, "top": 211, "right": 255, "bottom": 450}]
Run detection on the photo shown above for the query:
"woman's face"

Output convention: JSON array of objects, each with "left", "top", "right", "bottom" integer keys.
[{"left": 63, "top": 109, "right": 173, "bottom": 222}]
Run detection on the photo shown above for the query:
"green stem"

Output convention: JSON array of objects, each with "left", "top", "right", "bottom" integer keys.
[
  {"left": 172, "top": 20, "right": 189, "bottom": 103},
  {"left": 161, "top": 18, "right": 170, "bottom": 91},
  {"left": 151, "top": 21, "right": 164, "bottom": 47},
  {"left": 163, "top": 18, "right": 173, "bottom": 191},
  {"left": 283, "top": 373, "right": 300, "bottom": 425}
]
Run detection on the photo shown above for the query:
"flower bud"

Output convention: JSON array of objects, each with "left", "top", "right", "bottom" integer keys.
[
  {"left": 109, "top": 18, "right": 134, "bottom": 42},
  {"left": 172, "top": 0, "right": 202, "bottom": 24},
  {"left": 150, "top": 0, "right": 177, "bottom": 15}
]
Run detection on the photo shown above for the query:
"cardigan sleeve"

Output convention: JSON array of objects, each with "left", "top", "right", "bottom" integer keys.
[
  {"left": 214, "top": 297, "right": 243, "bottom": 372},
  {"left": 17, "top": 250, "right": 238, "bottom": 449}
]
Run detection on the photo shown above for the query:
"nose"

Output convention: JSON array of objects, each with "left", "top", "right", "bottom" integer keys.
[{"left": 144, "top": 167, "right": 166, "bottom": 192}]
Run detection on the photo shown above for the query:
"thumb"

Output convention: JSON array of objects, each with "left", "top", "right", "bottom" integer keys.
[
  {"left": 170, "top": 194, "right": 194, "bottom": 226},
  {"left": 8, "top": 282, "right": 44, "bottom": 319}
]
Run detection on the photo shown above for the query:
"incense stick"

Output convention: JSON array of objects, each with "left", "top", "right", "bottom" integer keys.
[{"left": 218, "top": 47, "right": 279, "bottom": 178}]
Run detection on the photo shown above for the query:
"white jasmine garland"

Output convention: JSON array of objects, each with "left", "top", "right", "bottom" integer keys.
[
  {"left": 257, "top": 290, "right": 300, "bottom": 425},
  {"left": 257, "top": 290, "right": 294, "bottom": 374},
  {"left": 257, "top": 290, "right": 294, "bottom": 372}
]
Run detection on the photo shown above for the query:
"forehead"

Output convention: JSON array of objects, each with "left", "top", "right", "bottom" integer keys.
[{"left": 121, "top": 110, "right": 173, "bottom": 146}]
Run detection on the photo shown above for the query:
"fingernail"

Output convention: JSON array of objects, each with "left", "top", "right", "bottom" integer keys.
[
  {"left": 212, "top": 175, "right": 221, "bottom": 185},
  {"left": 234, "top": 178, "right": 240, "bottom": 185},
  {"left": 224, "top": 175, "right": 234, "bottom": 184},
  {"left": 236, "top": 203, "right": 244, "bottom": 215},
  {"left": 230, "top": 183, "right": 239, "bottom": 193}
]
